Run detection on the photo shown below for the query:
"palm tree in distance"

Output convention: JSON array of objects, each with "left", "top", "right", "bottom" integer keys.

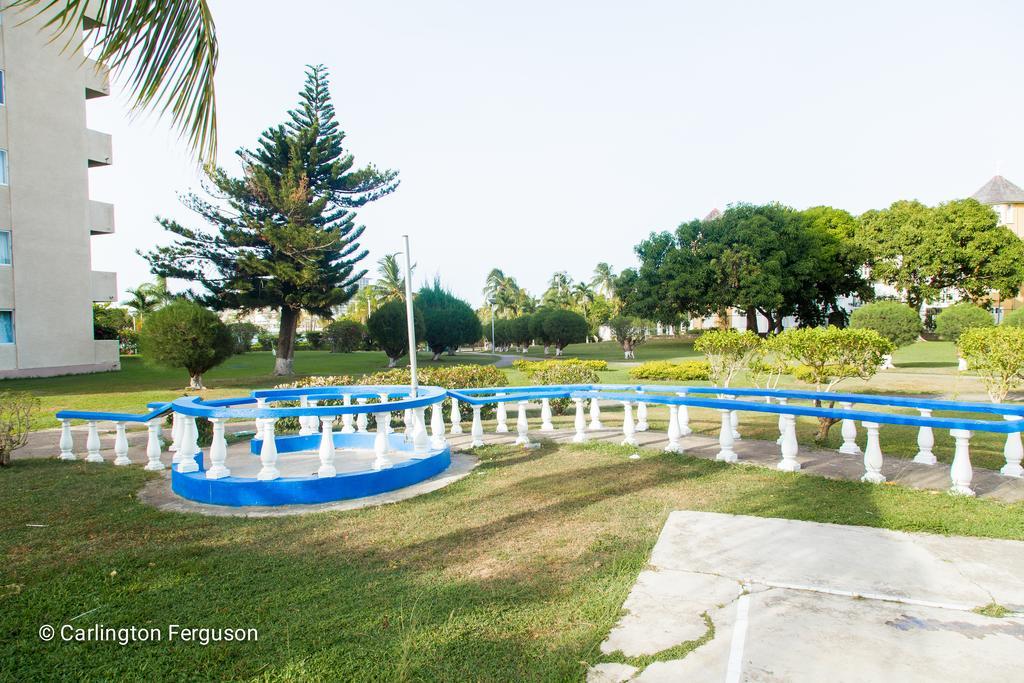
[
  {"left": 591, "top": 262, "right": 617, "bottom": 299},
  {"left": 121, "top": 285, "right": 158, "bottom": 330},
  {"left": 373, "top": 253, "right": 412, "bottom": 303},
  {"left": 9, "top": 0, "right": 219, "bottom": 161}
]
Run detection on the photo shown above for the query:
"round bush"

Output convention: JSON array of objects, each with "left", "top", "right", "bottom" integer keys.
[
  {"left": 933, "top": 303, "right": 994, "bottom": 342},
  {"left": 139, "top": 300, "right": 233, "bottom": 388},
  {"left": 1002, "top": 308, "right": 1024, "bottom": 328},
  {"left": 849, "top": 302, "right": 922, "bottom": 348}
]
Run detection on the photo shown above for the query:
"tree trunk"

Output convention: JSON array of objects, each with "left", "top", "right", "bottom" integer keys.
[
  {"left": 813, "top": 399, "right": 838, "bottom": 443},
  {"left": 432, "top": 351, "right": 442, "bottom": 361},
  {"left": 189, "top": 373, "right": 204, "bottom": 390},
  {"left": 745, "top": 308, "right": 759, "bottom": 334},
  {"left": 387, "top": 356, "right": 398, "bottom": 368},
  {"left": 274, "top": 307, "right": 300, "bottom": 376}
]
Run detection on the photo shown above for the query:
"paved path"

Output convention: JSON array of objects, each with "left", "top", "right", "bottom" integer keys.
[
  {"left": 589, "top": 511, "right": 1024, "bottom": 682},
  {"left": 16, "top": 421, "right": 1024, "bottom": 502}
]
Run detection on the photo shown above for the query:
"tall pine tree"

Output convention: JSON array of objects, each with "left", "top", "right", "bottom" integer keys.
[{"left": 145, "top": 65, "right": 399, "bottom": 374}]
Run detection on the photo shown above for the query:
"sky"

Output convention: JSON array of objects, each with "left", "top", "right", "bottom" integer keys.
[{"left": 86, "top": 0, "right": 1024, "bottom": 308}]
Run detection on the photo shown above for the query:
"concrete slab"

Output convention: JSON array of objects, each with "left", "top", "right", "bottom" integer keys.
[
  {"left": 595, "top": 511, "right": 1024, "bottom": 682},
  {"left": 586, "top": 663, "right": 639, "bottom": 683}
]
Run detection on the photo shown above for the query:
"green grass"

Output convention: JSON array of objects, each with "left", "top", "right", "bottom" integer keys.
[
  {"left": 5, "top": 351, "right": 492, "bottom": 431},
  {"left": 3, "top": 442, "right": 1023, "bottom": 680}
]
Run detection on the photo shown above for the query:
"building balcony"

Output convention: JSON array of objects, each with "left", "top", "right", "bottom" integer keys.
[
  {"left": 90, "top": 270, "right": 117, "bottom": 302},
  {"left": 84, "top": 59, "right": 110, "bottom": 99},
  {"left": 89, "top": 200, "right": 115, "bottom": 235},
  {"left": 86, "top": 129, "right": 112, "bottom": 167}
]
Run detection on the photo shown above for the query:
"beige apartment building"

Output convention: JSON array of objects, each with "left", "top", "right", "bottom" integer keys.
[{"left": 0, "top": 4, "right": 118, "bottom": 377}]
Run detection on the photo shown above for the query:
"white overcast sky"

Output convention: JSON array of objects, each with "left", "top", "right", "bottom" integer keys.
[{"left": 87, "top": 0, "right": 1024, "bottom": 307}]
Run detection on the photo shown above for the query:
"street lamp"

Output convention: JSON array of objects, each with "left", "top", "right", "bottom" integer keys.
[
  {"left": 490, "top": 302, "right": 496, "bottom": 354},
  {"left": 401, "top": 235, "right": 418, "bottom": 398}
]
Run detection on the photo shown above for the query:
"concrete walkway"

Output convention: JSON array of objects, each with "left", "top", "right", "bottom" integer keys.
[
  {"left": 589, "top": 511, "right": 1024, "bottom": 682},
  {"left": 17, "top": 421, "right": 1024, "bottom": 502}
]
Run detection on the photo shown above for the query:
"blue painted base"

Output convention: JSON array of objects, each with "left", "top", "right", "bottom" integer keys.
[{"left": 171, "top": 432, "right": 451, "bottom": 507}]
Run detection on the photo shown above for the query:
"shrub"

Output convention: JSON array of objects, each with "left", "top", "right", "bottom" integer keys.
[
  {"left": 257, "top": 331, "right": 275, "bottom": 351},
  {"left": 93, "top": 303, "right": 132, "bottom": 340},
  {"left": 528, "top": 308, "right": 588, "bottom": 354},
  {"left": 693, "top": 329, "right": 760, "bottom": 387},
  {"left": 958, "top": 326, "right": 1024, "bottom": 402},
  {"left": 227, "top": 322, "right": 261, "bottom": 353},
  {"left": 0, "top": 391, "right": 37, "bottom": 466},
  {"left": 118, "top": 328, "right": 139, "bottom": 355},
  {"left": 164, "top": 411, "right": 214, "bottom": 446},
  {"left": 305, "top": 331, "right": 324, "bottom": 350},
  {"left": 629, "top": 360, "right": 710, "bottom": 381},
  {"left": 513, "top": 358, "right": 608, "bottom": 378},
  {"left": 367, "top": 299, "right": 425, "bottom": 367},
  {"left": 934, "top": 303, "right": 994, "bottom": 342},
  {"left": 139, "top": 300, "right": 234, "bottom": 389},
  {"left": 849, "top": 301, "right": 922, "bottom": 348},
  {"left": 530, "top": 362, "right": 600, "bottom": 414},
  {"left": 323, "top": 319, "right": 367, "bottom": 353},
  {"left": 509, "top": 315, "right": 533, "bottom": 350},
  {"left": 1003, "top": 308, "right": 1024, "bottom": 328},
  {"left": 418, "top": 280, "right": 483, "bottom": 358}
]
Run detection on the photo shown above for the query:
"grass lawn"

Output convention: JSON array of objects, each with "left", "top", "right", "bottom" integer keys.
[
  {"left": 3, "top": 442, "right": 1023, "bottom": 680},
  {"left": 519, "top": 338, "right": 702, "bottom": 362},
  {"left": 6, "top": 351, "right": 493, "bottom": 431}
]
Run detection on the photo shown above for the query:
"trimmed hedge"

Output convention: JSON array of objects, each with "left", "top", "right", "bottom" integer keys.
[
  {"left": 629, "top": 360, "right": 711, "bottom": 381},
  {"left": 849, "top": 301, "right": 922, "bottom": 348},
  {"left": 513, "top": 358, "right": 608, "bottom": 379},
  {"left": 934, "top": 303, "right": 994, "bottom": 342},
  {"left": 530, "top": 362, "right": 600, "bottom": 415}
]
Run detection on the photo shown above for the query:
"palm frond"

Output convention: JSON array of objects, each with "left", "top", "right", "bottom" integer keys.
[{"left": 8, "top": 0, "right": 218, "bottom": 162}]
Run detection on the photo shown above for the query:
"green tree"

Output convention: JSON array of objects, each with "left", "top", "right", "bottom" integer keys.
[
  {"left": 542, "top": 271, "right": 575, "bottom": 308},
  {"left": 858, "top": 199, "right": 1024, "bottom": 310},
  {"left": 93, "top": 304, "right": 132, "bottom": 340},
  {"left": 366, "top": 299, "right": 424, "bottom": 368},
  {"left": 121, "top": 285, "right": 159, "bottom": 330},
  {"left": 226, "top": 322, "right": 261, "bottom": 353},
  {"left": 373, "top": 253, "right": 411, "bottom": 303},
  {"left": 510, "top": 315, "right": 533, "bottom": 352},
  {"left": 418, "top": 279, "right": 483, "bottom": 360},
  {"left": 139, "top": 300, "right": 233, "bottom": 388},
  {"left": 540, "top": 309, "right": 588, "bottom": 354},
  {"left": 849, "top": 301, "right": 922, "bottom": 348},
  {"left": 591, "top": 262, "right": 617, "bottom": 299},
  {"left": 323, "top": 319, "right": 366, "bottom": 353},
  {"left": 1003, "top": 308, "right": 1024, "bottom": 328},
  {"left": 775, "top": 326, "right": 893, "bottom": 441},
  {"left": 145, "top": 65, "right": 398, "bottom": 376},
  {"left": 617, "top": 204, "right": 870, "bottom": 332},
  {"left": 958, "top": 327, "right": 1024, "bottom": 403},
  {"left": 693, "top": 329, "right": 760, "bottom": 387},
  {"left": 11, "top": 0, "right": 219, "bottom": 161},
  {"left": 934, "top": 303, "right": 994, "bottom": 342},
  {"left": 608, "top": 315, "right": 647, "bottom": 359}
]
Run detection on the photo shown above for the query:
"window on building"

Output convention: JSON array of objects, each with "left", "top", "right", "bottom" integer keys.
[
  {"left": 0, "top": 231, "right": 10, "bottom": 266},
  {"left": 0, "top": 150, "right": 7, "bottom": 185},
  {"left": 0, "top": 71, "right": 6, "bottom": 106},
  {"left": 0, "top": 311, "right": 13, "bottom": 344}
]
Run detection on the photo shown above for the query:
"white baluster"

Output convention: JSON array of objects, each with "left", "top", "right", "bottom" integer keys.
[
  {"left": 169, "top": 411, "right": 182, "bottom": 452},
  {"left": 403, "top": 408, "right": 413, "bottom": 437},
  {"left": 716, "top": 410, "right": 737, "bottom": 462},
  {"left": 572, "top": 398, "right": 587, "bottom": 443},
  {"left": 621, "top": 401, "right": 637, "bottom": 446},
  {"left": 496, "top": 395, "right": 509, "bottom": 433},
  {"left": 776, "top": 398, "right": 787, "bottom": 445},
  {"left": 378, "top": 394, "right": 393, "bottom": 433},
  {"left": 450, "top": 399, "right": 463, "bottom": 434},
  {"left": 949, "top": 429, "right": 975, "bottom": 496},
  {"left": 341, "top": 394, "right": 355, "bottom": 434},
  {"left": 177, "top": 417, "right": 200, "bottom": 473},
  {"left": 317, "top": 416, "right": 337, "bottom": 477},
  {"left": 206, "top": 417, "right": 230, "bottom": 479},
  {"left": 541, "top": 398, "right": 554, "bottom": 432},
  {"left": 1001, "top": 416, "right": 1023, "bottom": 477},
  {"left": 307, "top": 399, "right": 319, "bottom": 436},
  {"left": 471, "top": 406, "right": 485, "bottom": 447},
  {"left": 144, "top": 418, "right": 164, "bottom": 471},
  {"left": 731, "top": 409, "right": 741, "bottom": 440},
  {"left": 86, "top": 420, "right": 103, "bottom": 463},
  {"left": 589, "top": 397, "right": 603, "bottom": 430},
  {"left": 838, "top": 402, "right": 861, "bottom": 454},
  {"left": 356, "top": 398, "right": 368, "bottom": 432},
  {"left": 778, "top": 415, "right": 800, "bottom": 472},
  {"left": 299, "top": 396, "right": 313, "bottom": 436},
  {"left": 913, "top": 409, "right": 936, "bottom": 465},
  {"left": 373, "top": 411, "right": 393, "bottom": 469},
  {"left": 58, "top": 419, "right": 75, "bottom": 460},
  {"left": 253, "top": 397, "right": 267, "bottom": 437},
  {"left": 860, "top": 421, "right": 885, "bottom": 483},
  {"left": 413, "top": 407, "right": 430, "bottom": 453},
  {"left": 256, "top": 418, "right": 280, "bottom": 480},
  {"left": 113, "top": 422, "right": 131, "bottom": 466},
  {"left": 665, "top": 404, "right": 681, "bottom": 453},
  {"left": 636, "top": 394, "right": 649, "bottom": 432},
  {"left": 430, "top": 403, "right": 446, "bottom": 449},
  {"left": 514, "top": 401, "right": 531, "bottom": 446},
  {"left": 675, "top": 392, "right": 692, "bottom": 435}
]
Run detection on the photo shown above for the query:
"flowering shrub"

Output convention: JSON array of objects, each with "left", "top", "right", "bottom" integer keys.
[
  {"left": 628, "top": 360, "right": 711, "bottom": 381},
  {"left": 530, "top": 363, "right": 600, "bottom": 414},
  {"left": 513, "top": 358, "right": 608, "bottom": 379}
]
